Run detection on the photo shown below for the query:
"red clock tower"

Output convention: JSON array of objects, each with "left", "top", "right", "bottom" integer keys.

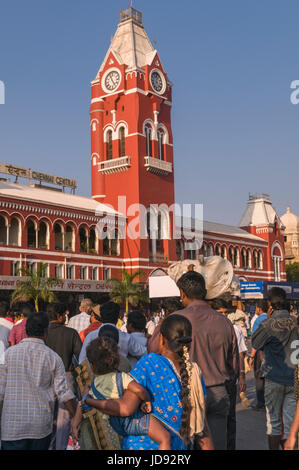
[{"left": 90, "top": 7, "right": 176, "bottom": 269}]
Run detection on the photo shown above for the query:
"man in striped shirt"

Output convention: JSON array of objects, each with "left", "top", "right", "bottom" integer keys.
[
  {"left": 0, "top": 312, "right": 76, "bottom": 451},
  {"left": 68, "top": 298, "right": 93, "bottom": 334}
]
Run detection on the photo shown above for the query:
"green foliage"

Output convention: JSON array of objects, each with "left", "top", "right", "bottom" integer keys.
[
  {"left": 108, "top": 269, "right": 149, "bottom": 312},
  {"left": 286, "top": 263, "right": 299, "bottom": 283},
  {"left": 11, "top": 262, "right": 60, "bottom": 312}
]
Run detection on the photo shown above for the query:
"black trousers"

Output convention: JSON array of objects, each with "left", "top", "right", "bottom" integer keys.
[
  {"left": 254, "top": 350, "right": 265, "bottom": 407},
  {"left": 1, "top": 434, "right": 52, "bottom": 451},
  {"left": 225, "top": 380, "right": 237, "bottom": 450},
  {"left": 206, "top": 384, "right": 230, "bottom": 450}
]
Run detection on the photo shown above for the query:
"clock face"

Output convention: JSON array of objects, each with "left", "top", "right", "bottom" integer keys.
[
  {"left": 104, "top": 70, "right": 121, "bottom": 92},
  {"left": 151, "top": 71, "right": 164, "bottom": 93}
]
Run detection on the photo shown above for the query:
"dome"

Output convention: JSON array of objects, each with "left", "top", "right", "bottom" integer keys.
[{"left": 281, "top": 207, "right": 299, "bottom": 232}]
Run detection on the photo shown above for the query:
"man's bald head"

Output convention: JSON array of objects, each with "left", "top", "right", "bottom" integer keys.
[{"left": 79, "top": 298, "right": 93, "bottom": 314}]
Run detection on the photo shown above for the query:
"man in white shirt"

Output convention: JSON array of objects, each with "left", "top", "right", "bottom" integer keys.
[
  {"left": 79, "top": 301, "right": 147, "bottom": 365},
  {"left": 67, "top": 299, "right": 93, "bottom": 334},
  {"left": 126, "top": 311, "right": 148, "bottom": 367},
  {"left": 0, "top": 301, "right": 14, "bottom": 351},
  {"left": 146, "top": 313, "right": 156, "bottom": 336}
]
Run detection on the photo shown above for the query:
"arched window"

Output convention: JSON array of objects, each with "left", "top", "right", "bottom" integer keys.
[
  {"left": 157, "top": 129, "right": 165, "bottom": 160},
  {"left": 101, "top": 227, "right": 119, "bottom": 256},
  {"left": 215, "top": 244, "right": 221, "bottom": 257},
  {"left": 246, "top": 249, "right": 251, "bottom": 269},
  {"left": 241, "top": 248, "right": 247, "bottom": 268},
  {"left": 258, "top": 251, "right": 263, "bottom": 269},
  {"left": 54, "top": 224, "right": 63, "bottom": 251},
  {"left": 106, "top": 130, "right": 113, "bottom": 160},
  {"left": 9, "top": 217, "right": 20, "bottom": 246},
  {"left": 228, "top": 246, "right": 234, "bottom": 264},
  {"left": 207, "top": 244, "right": 214, "bottom": 256},
  {"left": 79, "top": 227, "right": 88, "bottom": 253},
  {"left": 89, "top": 228, "right": 96, "bottom": 253},
  {"left": 103, "top": 227, "right": 110, "bottom": 256},
  {"left": 145, "top": 124, "right": 152, "bottom": 157},
  {"left": 38, "top": 222, "right": 48, "bottom": 249},
  {"left": 0, "top": 216, "right": 7, "bottom": 245},
  {"left": 65, "top": 225, "right": 74, "bottom": 252},
  {"left": 156, "top": 212, "right": 164, "bottom": 254},
  {"left": 119, "top": 127, "right": 125, "bottom": 158},
  {"left": 234, "top": 248, "right": 240, "bottom": 267},
  {"left": 253, "top": 250, "right": 258, "bottom": 269},
  {"left": 27, "top": 220, "right": 36, "bottom": 248},
  {"left": 176, "top": 241, "right": 184, "bottom": 261},
  {"left": 202, "top": 243, "right": 208, "bottom": 257},
  {"left": 221, "top": 245, "right": 227, "bottom": 259},
  {"left": 110, "top": 230, "right": 120, "bottom": 256}
]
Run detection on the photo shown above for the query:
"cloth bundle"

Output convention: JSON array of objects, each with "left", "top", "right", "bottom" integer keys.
[{"left": 168, "top": 256, "right": 240, "bottom": 300}]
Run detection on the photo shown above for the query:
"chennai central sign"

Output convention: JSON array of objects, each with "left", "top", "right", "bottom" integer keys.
[{"left": 0, "top": 162, "right": 77, "bottom": 189}]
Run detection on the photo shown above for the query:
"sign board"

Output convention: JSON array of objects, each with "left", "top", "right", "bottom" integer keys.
[
  {"left": 149, "top": 275, "right": 180, "bottom": 299},
  {"left": 241, "top": 281, "right": 299, "bottom": 300},
  {"left": 240, "top": 281, "right": 264, "bottom": 299},
  {"left": 263, "top": 281, "right": 293, "bottom": 299},
  {"left": 0, "top": 277, "right": 110, "bottom": 293},
  {"left": 0, "top": 162, "right": 77, "bottom": 189}
]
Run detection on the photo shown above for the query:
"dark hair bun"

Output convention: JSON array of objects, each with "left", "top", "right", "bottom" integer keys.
[{"left": 177, "top": 336, "right": 192, "bottom": 344}]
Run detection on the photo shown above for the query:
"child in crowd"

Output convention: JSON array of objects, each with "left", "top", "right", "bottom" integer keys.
[{"left": 71, "top": 336, "right": 171, "bottom": 450}]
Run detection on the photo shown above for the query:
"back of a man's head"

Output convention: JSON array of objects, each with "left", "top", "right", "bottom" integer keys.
[
  {"left": 26, "top": 312, "right": 49, "bottom": 338},
  {"left": 46, "top": 302, "right": 67, "bottom": 322},
  {"left": 177, "top": 271, "right": 207, "bottom": 301},
  {"left": 100, "top": 301, "right": 120, "bottom": 325},
  {"left": 80, "top": 298, "right": 93, "bottom": 313},
  {"left": 268, "top": 287, "right": 288, "bottom": 312},
  {"left": 256, "top": 299, "right": 268, "bottom": 314},
  {"left": 127, "top": 311, "right": 146, "bottom": 332},
  {"left": 163, "top": 299, "right": 183, "bottom": 316},
  {"left": 211, "top": 298, "right": 228, "bottom": 311},
  {"left": 98, "top": 324, "right": 119, "bottom": 344},
  {"left": 0, "top": 301, "right": 9, "bottom": 318}
]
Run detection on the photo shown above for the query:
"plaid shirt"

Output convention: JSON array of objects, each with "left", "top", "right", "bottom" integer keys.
[
  {"left": 67, "top": 312, "right": 90, "bottom": 334},
  {"left": 0, "top": 338, "right": 75, "bottom": 441}
]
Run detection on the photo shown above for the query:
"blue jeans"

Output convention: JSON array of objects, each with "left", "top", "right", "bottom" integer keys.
[
  {"left": 1, "top": 434, "right": 52, "bottom": 450},
  {"left": 264, "top": 378, "right": 296, "bottom": 438}
]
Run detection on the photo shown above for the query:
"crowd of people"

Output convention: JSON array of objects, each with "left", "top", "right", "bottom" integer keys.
[{"left": 0, "top": 271, "right": 299, "bottom": 451}]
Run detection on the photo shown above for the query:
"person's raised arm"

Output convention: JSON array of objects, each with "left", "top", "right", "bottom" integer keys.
[{"left": 85, "top": 389, "right": 141, "bottom": 417}]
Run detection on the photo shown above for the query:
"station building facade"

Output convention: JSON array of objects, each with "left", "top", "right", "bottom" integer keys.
[{"left": 0, "top": 7, "right": 286, "bottom": 302}]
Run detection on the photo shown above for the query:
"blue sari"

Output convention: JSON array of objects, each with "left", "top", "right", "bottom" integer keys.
[{"left": 122, "top": 353, "right": 186, "bottom": 450}]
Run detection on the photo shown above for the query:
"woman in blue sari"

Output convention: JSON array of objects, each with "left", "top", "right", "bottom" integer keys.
[{"left": 79, "top": 314, "right": 213, "bottom": 450}]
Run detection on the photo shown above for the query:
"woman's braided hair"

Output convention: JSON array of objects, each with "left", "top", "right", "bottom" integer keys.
[{"left": 160, "top": 314, "right": 193, "bottom": 447}]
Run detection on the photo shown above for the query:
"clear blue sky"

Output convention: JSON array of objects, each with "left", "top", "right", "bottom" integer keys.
[{"left": 0, "top": 0, "right": 298, "bottom": 225}]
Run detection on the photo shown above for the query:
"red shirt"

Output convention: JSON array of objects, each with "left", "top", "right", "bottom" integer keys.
[
  {"left": 9, "top": 318, "right": 28, "bottom": 345},
  {"left": 79, "top": 321, "right": 102, "bottom": 342}
]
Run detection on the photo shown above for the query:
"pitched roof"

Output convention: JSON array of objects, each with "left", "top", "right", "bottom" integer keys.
[
  {"left": 0, "top": 181, "right": 124, "bottom": 217},
  {"left": 239, "top": 194, "right": 283, "bottom": 228},
  {"left": 98, "top": 8, "right": 156, "bottom": 74},
  {"left": 175, "top": 216, "right": 266, "bottom": 243}
]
